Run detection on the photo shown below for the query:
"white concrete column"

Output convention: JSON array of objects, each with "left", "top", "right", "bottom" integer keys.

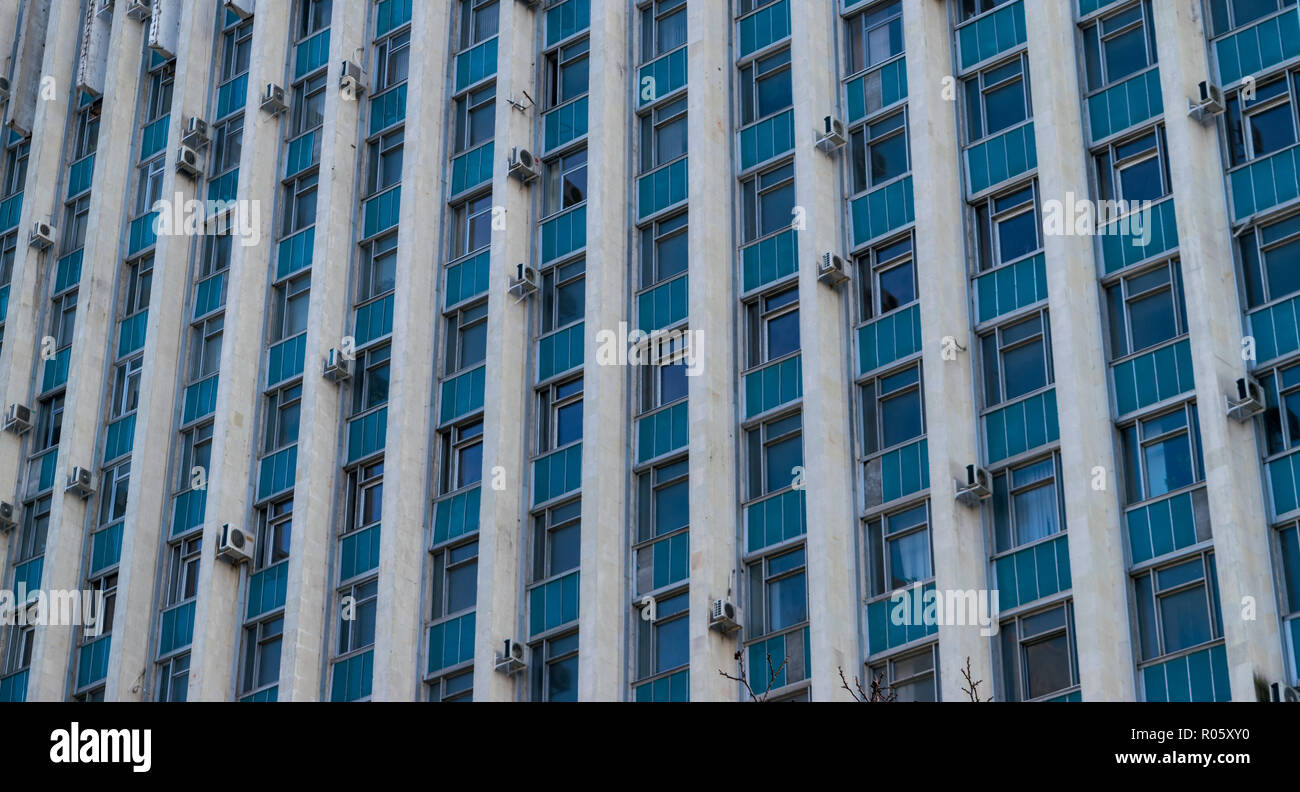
[
  {"left": 791, "top": 0, "right": 858, "bottom": 701},
  {"left": 24, "top": 0, "right": 129, "bottom": 701},
  {"left": 471, "top": 0, "right": 534, "bottom": 702},
  {"left": 184, "top": 0, "right": 291, "bottom": 702},
  {"left": 904, "top": 0, "right": 995, "bottom": 703},
  {"left": 1024, "top": 0, "right": 1135, "bottom": 700},
  {"left": 686, "top": 0, "right": 740, "bottom": 703},
  {"left": 576, "top": 0, "right": 629, "bottom": 702},
  {"left": 370, "top": 0, "right": 450, "bottom": 702},
  {"left": 1153, "top": 1, "right": 1285, "bottom": 698},
  {"left": 275, "top": 0, "right": 367, "bottom": 701}
]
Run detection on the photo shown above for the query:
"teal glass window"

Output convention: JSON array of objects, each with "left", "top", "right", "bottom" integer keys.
[
  {"left": 745, "top": 546, "right": 807, "bottom": 638},
  {"left": 298, "top": 0, "right": 332, "bottom": 40},
  {"left": 155, "top": 653, "right": 189, "bottom": 701},
  {"left": 867, "top": 501, "right": 932, "bottom": 596},
  {"left": 856, "top": 234, "right": 915, "bottom": 321},
  {"left": 1239, "top": 211, "right": 1300, "bottom": 308},
  {"left": 163, "top": 535, "right": 202, "bottom": 607},
  {"left": 959, "top": 0, "right": 1016, "bottom": 22},
  {"left": 545, "top": 37, "right": 589, "bottom": 108},
  {"left": 639, "top": 333, "right": 688, "bottom": 412},
  {"left": 1225, "top": 73, "right": 1298, "bottom": 167},
  {"left": 292, "top": 74, "right": 327, "bottom": 136},
  {"left": 1081, "top": 1, "right": 1157, "bottom": 93},
  {"left": 263, "top": 384, "right": 303, "bottom": 454},
  {"left": 636, "top": 591, "right": 689, "bottom": 680},
  {"left": 973, "top": 182, "right": 1039, "bottom": 272},
  {"left": 747, "top": 283, "right": 799, "bottom": 367},
  {"left": 639, "top": 96, "right": 687, "bottom": 173},
  {"left": 1208, "top": 0, "right": 1296, "bottom": 37},
  {"left": 254, "top": 497, "right": 293, "bottom": 570},
  {"left": 746, "top": 412, "right": 802, "bottom": 499},
  {"left": 963, "top": 54, "right": 1029, "bottom": 144},
  {"left": 980, "top": 309, "right": 1052, "bottom": 408},
  {"left": 640, "top": 211, "right": 688, "bottom": 289},
  {"left": 457, "top": 0, "right": 498, "bottom": 51},
  {"left": 641, "top": 0, "right": 687, "bottom": 60},
  {"left": 538, "top": 376, "right": 583, "bottom": 453},
  {"left": 530, "top": 632, "right": 578, "bottom": 701},
  {"left": 428, "top": 668, "right": 474, "bottom": 701},
  {"left": 739, "top": 48, "right": 792, "bottom": 126},
  {"left": 350, "top": 343, "right": 391, "bottom": 415},
  {"left": 845, "top": 0, "right": 902, "bottom": 75},
  {"left": 440, "top": 418, "right": 483, "bottom": 493},
  {"left": 445, "top": 301, "right": 488, "bottom": 374},
  {"left": 270, "top": 272, "right": 311, "bottom": 342},
  {"left": 281, "top": 173, "right": 319, "bottom": 236},
  {"left": 374, "top": 30, "right": 410, "bottom": 92},
  {"left": 453, "top": 84, "right": 496, "bottom": 154},
  {"left": 431, "top": 540, "right": 478, "bottom": 619},
  {"left": 97, "top": 462, "right": 130, "bottom": 529},
  {"left": 868, "top": 643, "right": 937, "bottom": 702},
  {"left": 859, "top": 363, "right": 924, "bottom": 455},
  {"left": 532, "top": 499, "right": 581, "bottom": 582},
  {"left": 1133, "top": 552, "right": 1222, "bottom": 660},
  {"left": 189, "top": 315, "right": 223, "bottom": 380},
  {"left": 1095, "top": 127, "right": 1170, "bottom": 207},
  {"left": 999, "top": 602, "right": 1078, "bottom": 701},
  {"left": 541, "top": 257, "right": 585, "bottom": 333},
  {"left": 359, "top": 232, "right": 398, "bottom": 302},
  {"left": 1105, "top": 259, "right": 1186, "bottom": 358},
  {"left": 241, "top": 617, "right": 283, "bottom": 695},
  {"left": 741, "top": 162, "right": 795, "bottom": 242},
  {"left": 1120, "top": 403, "right": 1204, "bottom": 503},
  {"left": 365, "top": 129, "right": 404, "bottom": 196},
  {"left": 344, "top": 461, "right": 384, "bottom": 536},
  {"left": 992, "top": 454, "right": 1064, "bottom": 553},
  {"left": 636, "top": 459, "right": 689, "bottom": 550},
  {"left": 1257, "top": 361, "right": 1300, "bottom": 454},
  {"left": 450, "top": 194, "right": 493, "bottom": 258},
  {"left": 850, "top": 109, "right": 908, "bottom": 193},
  {"left": 336, "top": 578, "right": 378, "bottom": 654},
  {"left": 544, "top": 148, "right": 587, "bottom": 216}
]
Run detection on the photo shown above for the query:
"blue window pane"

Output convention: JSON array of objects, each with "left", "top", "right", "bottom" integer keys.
[
  {"left": 887, "top": 529, "right": 930, "bottom": 589},
  {"left": 984, "top": 81, "right": 1026, "bottom": 137},
  {"left": 655, "top": 616, "right": 689, "bottom": 673},
  {"left": 447, "top": 560, "right": 477, "bottom": 613},
  {"left": 1103, "top": 26, "right": 1148, "bottom": 85},
  {"left": 877, "top": 260, "right": 914, "bottom": 313},
  {"left": 1135, "top": 574, "right": 1159, "bottom": 659},
  {"left": 767, "top": 310, "right": 800, "bottom": 360},
  {"left": 997, "top": 210, "right": 1038, "bottom": 264},
  {"left": 880, "top": 390, "right": 922, "bottom": 448},
  {"left": 769, "top": 571, "right": 806, "bottom": 632},
  {"left": 1013, "top": 481, "right": 1057, "bottom": 545},
  {"left": 556, "top": 401, "right": 583, "bottom": 446},
  {"left": 1024, "top": 633, "right": 1070, "bottom": 698},
  {"left": 655, "top": 479, "right": 689, "bottom": 536},
  {"left": 548, "top": 655, "right": 578, "bottom": 701},
  {"left": 870, "top": 133, "right": 908, "bottom": 186},
  {"left": 1264, "top": 238, "right": 1300, "bottom": 301},
  {"left": 1127, "top": 289, "right": 1176, "bottom": 352},
  {"left": 1160, "top": 585, "right": 1211, "bottom": 653},
  {"left": 1119, "top": 156, "right": 1164, "bottom": 203},
  {"left": 1002, "top": 340, "right": 1047, "bottom": 400},
  {"left": 1143, "top": 434, "right": 1194, "bottom": 498},
  {"left": 551, "top": 522, "right": 581, "bottom": 575},
  {"left": 756, "top": 70, "right": 792, "bottom": 120},
  {"left": 766, "top": 435, "right": 802, "bottom": 494},
  {"left": 1250, "top": 103, "right": 1298, "bottom": 159}
]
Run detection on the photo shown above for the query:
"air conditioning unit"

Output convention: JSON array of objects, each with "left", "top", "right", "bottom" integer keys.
[
  {"left": 1269, "top": 681, "right": 1300, "bottom": 702},
  {"left": 123, "top": 0, "right": 150, "bottom": 21},
  {"left": 0, "top": 76, "right": 10, "bottom": 104},
  {"left": 182, "top": 116, "right": 209, "bottom": 149},
  {"left": 222, "top": 0, "right": 254, "bottom": 20},
  {"left": 260, "top": 82, "right": 288, "bottom": 116},
  {"left": 1188, "top": 80, "right": 1225, "bottom": 125},
  {"left": 508, "top": 263, "right": 539, "bottom": 300},
  {"left": 323, "top": 347, "right": 352, "bottom": 383},
  {"left": 0, "top": 501, "right": 16, "bottom": 533},
  {"left": 217, "top": 523, "right": 254, "bottom": 565},
  {"left": 818, "top": 251, "right": 850, "bottom": 288},
  {"left": 494, "top": 638, "right": 527, "bottom": 674},
  {"left": 97, "top": 0, "right": 115, "bottom": 19},
  {"left": 66, "top": 467, "right": 95, "bottom": 499},
  {"left": 709, "top": 598, "right": 741, "bottom": 633},
  {"left": 339, "top": 60, "right": 366, "bottom": 96},
  {"left": 955, "top": 464, "right": 991, "bottom": 506},
  {"left": 508, "top": 147, "right": 541, "bottom": 184},
  {"left": 29, "top": 221, "right": 55, "bottom": 251},
  {"left": 816, "top": 115, "right": 847, "bottom": 154},
  {"left": 1226, "top": 376, "right": 1266, "bottom": 422},
  {"left": 176, "top": 145, "right": 201, "bottom": 179},
  {"left": 3, "top": 403, "right": 32, "bottom": 434}
]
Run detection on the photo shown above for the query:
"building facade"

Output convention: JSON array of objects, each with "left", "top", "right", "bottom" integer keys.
[{"left": 0, "top": 0, "right": 1297, "bottom": 702}]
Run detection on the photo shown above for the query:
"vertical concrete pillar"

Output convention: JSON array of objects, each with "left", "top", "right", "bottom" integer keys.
[
  {"left": 370, "top": 0, "right": 450, "bottom": 701},
  {"left": 184, "top": 0, "right": 291, "bottom": 702},
  {"left": 905, "top": 0, "right": 996, "bottom": 702},
  {"left": 23, "top": 0, "right": 120, "bottom": 702},
  {"left": 1153, "top": 1, "right": 1285, "bottom": 698},
  {"left": 1024, "top": 0, "right": 1135, "bottom": 700},
  {"left": 472, "top": 0, "right": 534, "bottom": 702},
  {"left": 577, "top": 0, "right": 629, "bottom": 702},
  {"left": 686, "top": 0, "right": 740, "bottom": 703},
  {"left": 791, "top": 0, "right": 858, "bottom": 700}
]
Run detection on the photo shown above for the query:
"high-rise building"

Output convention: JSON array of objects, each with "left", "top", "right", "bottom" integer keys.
[{"left": 0, "top": 0, "right": 1298, "bottom": 703}]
